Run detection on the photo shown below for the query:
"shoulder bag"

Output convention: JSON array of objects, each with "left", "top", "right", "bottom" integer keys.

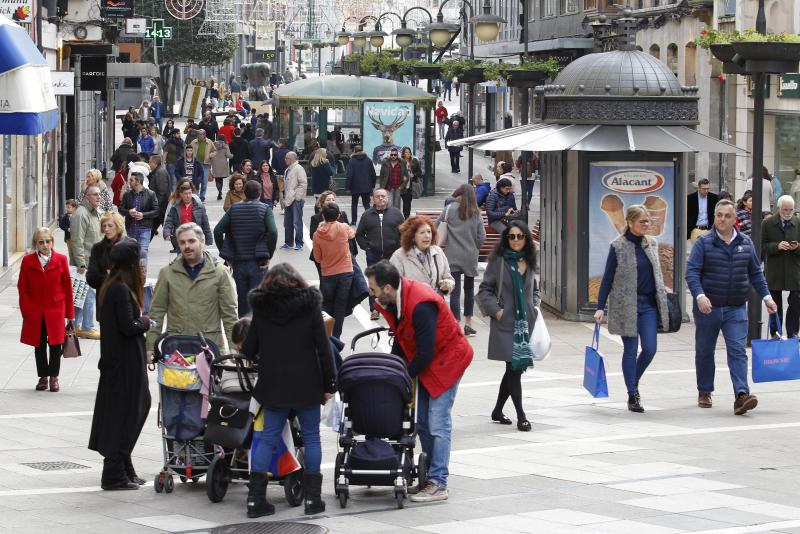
[{"left": 436, "top": 204, "right": 451, "bottom": 247}]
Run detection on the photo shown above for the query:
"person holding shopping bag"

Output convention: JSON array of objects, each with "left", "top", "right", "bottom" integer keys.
[{"left": 594, "top": 205, "right": 669, "bottom": 413}]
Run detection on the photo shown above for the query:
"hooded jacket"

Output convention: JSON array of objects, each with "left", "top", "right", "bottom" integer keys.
[
  {"left": 346, "top": 152, "right": 377, "bottom": 194},
  {"left": 243, "top": 286, "right": 336, "bottom": 408},
  {"left": 313, "top": 221, "right": 354, "bottom": 276}
]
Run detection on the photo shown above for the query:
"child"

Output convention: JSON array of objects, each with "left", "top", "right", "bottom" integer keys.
[
  {"left": 231, "top": 316, "right": 251, "bottom": 353},
  {"left": 59, "top": 199, "right": 78, "bottom": 265}
]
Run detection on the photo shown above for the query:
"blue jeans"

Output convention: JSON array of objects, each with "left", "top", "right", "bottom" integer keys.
[
  {"left": 261, "top": 199, "right": 274, "bottom": 209},
  {"left": 166, "top": 164, "right": 177, "bottom": 191},
  {"left": 449, "top": 271, "right": 474, "bottom": 321},
  {"left": 74, "top": 287, "right": 96, "bottom": 330},
  {"left": 620, "top": 296, "right": 658, "bottom": 395},
  {"left": 129, "top": 227, "right": 152, "bottom": 270},
  {"left": 417, "top": 379, "right": 459, "bottom": 487},
  {"left": 693, "top": 303, "right": 749, "bottom": 395},
  {"left": 365, "top": 250, "right": 382, "bottom": 310},
  {"left": 319, "top": 272, "right": 353, "bottom": 339},
  {"left": 526, "top": 179, "right": 535, "bottom": 208},
  {"left": 283, "top": 199, "right": 304, "bottom": 246},
  {"left": 199, "top": 164, "right": 210, "bottom": 201},
  {"left": 251, "top": 404, "right": 322, "bottom": 474},
  {"left": 232, "top": 260, "right": 265, "bottom": 317}
]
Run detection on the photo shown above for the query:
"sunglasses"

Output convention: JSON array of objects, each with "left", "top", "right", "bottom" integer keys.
[
  {"left": 37, "top": 239, "right": 53, "bottom": 245},
  {"left": 507, "top": 233, "right": 525, "bottom": 241},
  {"left": 390, "top": 154, "right": 398, "bottom": 157}
]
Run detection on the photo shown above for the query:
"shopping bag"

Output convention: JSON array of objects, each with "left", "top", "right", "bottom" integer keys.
[
  {"left": 583, "top": 324, "right": 609, "bottom": 398},
  {"left": 321, "top": 392, "right": 343, "bottom": 431},
  {"left": 70, "top": 267, "right": 89, "bottom": 309},
  {"left": 531, "top": 307, "right": 551, "bottom": 361},
  {"left": 752, "top": 315, "right": 800, "bottom": 383},
  {"left": 62, "top": 322, "right": 82, "bottom": 358}
]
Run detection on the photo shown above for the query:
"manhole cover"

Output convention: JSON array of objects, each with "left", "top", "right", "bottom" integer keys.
[
  {"left": 183, "top": 523, "right": 327, "bottom": 534},
  {"left": 21, "top": 461, "right": 90, "bottom": 471}
]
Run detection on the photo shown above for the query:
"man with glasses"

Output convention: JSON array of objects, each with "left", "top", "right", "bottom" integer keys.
[
  {"left": 279, "top": 151, "right": 307, "bottom": 250},
  {"left": 687, "top": 178, "right": 719, "bottom": 245},
  {"left": 378, "top": 149, "right": 408, "bottom": 210},
  {"left": 762, "top": 195, "right": 800, "bottom": 339},
  {"left": 70, "top": 185, "right": 103, "bottom": 339}
]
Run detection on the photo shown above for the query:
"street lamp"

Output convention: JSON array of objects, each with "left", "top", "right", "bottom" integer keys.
[
  {"left": 427, "top": 13, "right": 460, "bottom": 48},
  {"left": 352, "top": 31, "right": 368, "bottom": 49},
  {"left": 369, "top": 28, "right": 388, "bottom": 48},
  {"left": 392, "top": 23, "right": 416, "bottom": 49},
  {"left": 337, "top": 29, "right": 351, "bottom": 46}
]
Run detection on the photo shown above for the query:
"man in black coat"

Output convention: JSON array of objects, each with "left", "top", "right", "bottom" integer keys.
[
  {"left": 687, "top": 178, "right": 719, "bottom": 243},
  {"left": 147, "top": 156, "right": 171, "bottom": 238},
  {"left": 346, "top": 145, "right": 377, "bottom": 224},
  {"left": 249, "top": 128, "right": 270, "bottom": 169},
  {"left": 229, "top": 128, "right": 251, "bottom": 173},
  {"left": 444, "top": 120, "right": 464, "bottom": 173}
]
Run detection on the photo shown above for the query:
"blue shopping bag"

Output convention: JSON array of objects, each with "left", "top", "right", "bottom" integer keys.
[
  {"left": 752, "top": 315, "right": 800, "bottom": 383},
  {"left": 583, "top": 324, "right": 609, "bottom": 398}
]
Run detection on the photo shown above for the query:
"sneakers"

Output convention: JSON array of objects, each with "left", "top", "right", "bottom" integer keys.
[
  {"left": 464, "top": 325, "right": 477, "bottom": 337},
  {"left": 734, "top": 392, "right": 758, "bottom": 415},
  {"left": 370, "top": 310, "right": 380, "bottom": 321},
  {"left": 279, "top": 243, "right": 293, "bottom": 250},
  {"left": 77, "top": 328, "right": 100, "bottom": 340},
  {"left": 293, "top": 244, "right": 304, "bottom": 251},
  {"left": 409, "top": 481, "right": 448, "bottom": 502},
  {"left": 35, "top": 377, "right": 48, "bottom": 391},
  {"left": 698, "top": 392, "right": 712, "bottom": 408}
]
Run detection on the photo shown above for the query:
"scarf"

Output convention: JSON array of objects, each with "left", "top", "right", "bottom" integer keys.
[{"left": 503, "top": 249, "right": 533, "bottom": 371}]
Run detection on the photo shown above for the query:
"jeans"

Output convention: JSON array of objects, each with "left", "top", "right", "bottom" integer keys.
[
  {"left": 251, "top": 404, "right": 322, "bottom": 474},
  {"left": 129, "top": 227, "right": 152, "bottom": 271},
  {"left": 351, "top": 193, "right": 370, "bottom": 224},
  {"left": 199, "top": 164, "right": 210, "bottom": 201},
  {"left": 769, "top": 289, "right": 800, "bottom": 337},
  {"left": 74, "top": 287, "right": 96, "bottom": 330},
  {"left": 438, "top": 123, "right": 446, "bottom": 139},
  {"left": 417, "top": 379, "right": 459, "bottom": 487},
  {"left": 620, "top": 296, "right": 658, "bottom": 395},
  {"left": 166, "top": 164, "right": 177, "bottom": 191},
  {"left": 386, "top": 188, "right": 402, "bottom": 210},
  {"left": 261, "top": 199, "right": 274, "bottom": 209},
  {"left": 693, "top": 303, "right": 749, "bottom": 395},
  {"left": 525, "top": 179, "right": 535, "bottom": 209},
  {"left": 449, "top": 271, "right": 474, "bottom": 321},
  {"left": 34, "top": 319, "right": 62, "bottom": 377},
  {"left": 232, "top": 260, "right": 266, "bottom": 317},
  {"left": 284, "top": 199, "right": 305, "bottom": 246},
  {"left": 366, "top": 250, "right": 382, "bottom": 310},
  {"left": 319, "top": 272, "right": 353, "bottom": 339}
]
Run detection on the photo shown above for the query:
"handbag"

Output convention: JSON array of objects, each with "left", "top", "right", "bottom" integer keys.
[
  {"left": 658, "top": 292, "right": 682, "bottom": 333},
  {"left": 62, "top": 322, "right": 82, "bottom": 358},
  {"left": 531, "top": 307, "right": 551, "bottom": 361},
  {"left": 752, "top": 315, "right": 800, "bottom": 383},
  {"left": 436, "top": 204, "right": 451, "bottom": 247},
  {"left": 411, "top": 178, "right": 423, "bottom": 199},
  {"left": 204, "top": 393, "right": 254, "bottom": 448},
  {"left": 583, "top": 324, "right": 609, "bottom": 398}
]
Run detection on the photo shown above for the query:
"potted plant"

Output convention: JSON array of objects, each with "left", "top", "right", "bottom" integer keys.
[
  {"left": 483, "top": 58, "right": 559, "bottom": 85},
  {"left": 731, "top": 29, "right": 800, "bottom": 62},
  {"left": 442, "top": 59, "right": 484, "bottom": 83}
]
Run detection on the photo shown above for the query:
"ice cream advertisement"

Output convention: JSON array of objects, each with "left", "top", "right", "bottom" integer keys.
[{"left": 588, "top": 162, "right": 675, "bottom": 303}]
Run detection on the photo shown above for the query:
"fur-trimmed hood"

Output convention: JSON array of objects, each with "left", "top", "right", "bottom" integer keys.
[{"left": 249, "top": 286, "right": 322, "bottom": 324}]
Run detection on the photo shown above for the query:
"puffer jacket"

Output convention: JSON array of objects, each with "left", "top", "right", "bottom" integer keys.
[{"left": 485, "top": 188, "right": 517, "bottom": 223}]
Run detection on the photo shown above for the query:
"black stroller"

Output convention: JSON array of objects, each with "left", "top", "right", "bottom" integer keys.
[{"left": 334, "top": 327, "right": 427, "bottom": 509}]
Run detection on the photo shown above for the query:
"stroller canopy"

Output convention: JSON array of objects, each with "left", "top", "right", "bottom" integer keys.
[{"left": 338, "top": 352, "right": 412, "bottom": 403}]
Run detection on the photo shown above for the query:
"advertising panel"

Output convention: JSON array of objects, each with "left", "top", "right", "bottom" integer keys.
[
  {"left": 100, "top": 0, "right": 133, "bottom": 18},
  {"left": 255, "top": 21, "right": 276, "bottom": 51},
  {"left": 361, "top": 100, "right": 415, "bottom": 167},
  {"left": 0, "top": 0, "right": 32, "bottom": 23},
  {"left": 587, "top": 161, "right": 675, "bottom": 303}
]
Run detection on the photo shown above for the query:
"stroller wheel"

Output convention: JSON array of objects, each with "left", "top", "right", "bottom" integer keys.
[
  {"left": 283, "top": 469, "right": 304, "bottom": 507},
  {"left": 206, "top": 455, "right": 230, "bottom": 503},
  {"left": 416, "top": 453, "right": 428, "bottom": 489},
  {"left": 154, "top": 473, "right": 165, "bottom": 493},
  {"left": 164, "top": 475, "right": 175, "bottom": 493},
  {"left": 395, "top": 490, "right": 405, "bottom": 509},
  {"left": 338, "top": 490, "right": 348, "bottom": 509}
]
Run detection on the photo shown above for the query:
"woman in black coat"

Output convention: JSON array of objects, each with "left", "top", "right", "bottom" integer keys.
[
  {"left": 87, "top": 213, "right": 137, "bottom": 295},
  {"left": 242, "top": 263, "right": 335, "bottom": 518},
  {"left": 88, "top": 241, "right": 152, "bottom": 490}
]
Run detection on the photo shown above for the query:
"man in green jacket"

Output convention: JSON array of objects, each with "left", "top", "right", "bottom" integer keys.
[
  {"left": 70, "top": 185, "right": 103, "bottom": 339},
  {"left": 146, "top": 222, "right": 238, "bottom": 359},
  {"left": 762, "top": 195, "right": 800, "bottom": 338}
]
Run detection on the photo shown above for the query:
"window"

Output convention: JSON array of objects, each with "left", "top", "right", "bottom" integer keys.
[
  {"left": 649, "top": 43, "right": 660, "bottom": 59},
  {"left": 684, "top": 43, "right": 697, "bottom": 85},
  {"left": 539, "top": 0, "right": 556, "bottom": 17},
  {"left": 559, "top": 0, "right": 577, "bottom": 13},
  {"left": 584, "top": 0, "right": 597, "bottom": 9},
  {"left": 667, "top": 43, "right": 678, "bottom": 76}
]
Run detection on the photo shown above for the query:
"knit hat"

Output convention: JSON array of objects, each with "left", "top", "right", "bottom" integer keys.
[{"left": 110, "top": 239, "right": 140, "bottom": 265}]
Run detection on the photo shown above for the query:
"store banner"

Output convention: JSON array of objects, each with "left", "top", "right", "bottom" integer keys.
[
  {"left": 255, "top": 22, "right": 275, "bottom": 51},
  {"left": 100, "top": 0, "right": 133, "bottom": 18},
  {"left": 80, "top": 56, "right": 107, "bottom": 91},
  {"left": 50, "top": 71, "right": 74, "bottom": 95},
  {"left": 779, "top": 73, "right": 800, "bottom": 98},
  {"left": 180, "top": 82, "right": 206, "bottom": 120},
  {"left": 361, "top": 100, "right": 415, "bottom": 167},
  {"left": 0, "top": 0, "right": 32, "bottom": 23},
  {"left": 587, "top": 162, "right": 675, "bottom": 303}
]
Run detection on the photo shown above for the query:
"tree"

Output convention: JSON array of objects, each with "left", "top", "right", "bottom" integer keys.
[{"left": 133, "top": 0, "right": 238, "bottom": 114}]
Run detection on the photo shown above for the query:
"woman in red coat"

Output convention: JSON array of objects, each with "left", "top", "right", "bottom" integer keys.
[{"left": 18, "top": 227, "right": 74, "bottom": 392}]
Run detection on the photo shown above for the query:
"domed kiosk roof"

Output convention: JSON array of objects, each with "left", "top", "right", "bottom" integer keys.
[
  {"left": 553, "top": 50, "right": 684, "bottom": 97},
  {"left": 275, "top": 75, "right": 437, "bottom": 108}
]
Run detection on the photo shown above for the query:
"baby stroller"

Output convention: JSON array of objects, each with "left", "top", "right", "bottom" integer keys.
[
  {"left": 152, "top": 333, "right": 219, "bottom": 493},
  {"left": 334, "top": 327, "right": 427, "bottom": 509},
  {"left": 203, "top": 352, "right": 304, "bottom": 506}
]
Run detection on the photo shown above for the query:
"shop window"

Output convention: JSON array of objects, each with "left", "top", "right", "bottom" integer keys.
[
  {"left": 649, "top": 43, "right": 660, "bottom": 59},
  {"left": 666, "top": 43, "right": 678, "bottom": 75}
]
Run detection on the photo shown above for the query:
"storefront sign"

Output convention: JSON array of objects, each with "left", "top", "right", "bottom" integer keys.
[
  {"left": 361, "top": 101, "right": 415, "bottom": 167},
  {"left": 587, "top": 162, "right": 675, "bottom": 303},
  {"left": 126, "top": 18, "right": 147, "bottom": 35},
  {"left": 100, "top": 0, "right": 133, "bottom": 18},
  {"left": 50, "top": 71, "right": 74, "bottom": 95},
  {"left": 80, "top": 56, "right": 107, "bottom": 91},
  {"left": 779, "top": 73, "right": 800, "bottom": 98},
  {"left": 0, "top": 0, "right": 32, "bottom": 23},
  {"left": 255, "top": 22, "right": 275, "bottom": 51}
]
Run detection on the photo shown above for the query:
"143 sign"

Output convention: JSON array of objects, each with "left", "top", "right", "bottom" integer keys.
[{"left": 145, "top": 19, "right": 173, "bottom": 47}]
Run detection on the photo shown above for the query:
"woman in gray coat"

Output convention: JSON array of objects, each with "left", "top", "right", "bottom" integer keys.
[
  {"left": 210, "top": 138, "right": 233, "bottom": 201},
  {"left": 438, "top": 184, "right": 486, "bottom": 336},
  {"left": 477, "top": 220, "right": 539, "bottom": 432}
]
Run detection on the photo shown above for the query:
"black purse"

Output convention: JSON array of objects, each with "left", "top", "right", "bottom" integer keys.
[
  {"left": 658, "top": 292, "right": 682, "bottom": 333},
  {"left": 204, "top": 393, "right": 254, "bottom": 449}
]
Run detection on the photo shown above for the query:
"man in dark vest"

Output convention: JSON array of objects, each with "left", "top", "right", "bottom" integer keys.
[
  {"left": 365, "top": 260, "right": 473, "bottom": 503},
  {"left": 213, "top": 180, "right": 277, "bottom": 316}
]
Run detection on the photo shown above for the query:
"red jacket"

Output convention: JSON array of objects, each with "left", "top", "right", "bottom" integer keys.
[
  {"left": 376, "top": 278, "right": 472, "bottom": 398},
  {"left": 18, "top": 251, "right": 73, "bottom": 347},
  {"left": 111, "top": 170, "right": 126, "bottom": 205},
  {"left": 435, "top": 106, "right": 448, "bottom": 124},
  {"left": 219, "top": 124, "right": 235, "bottom": 145}
]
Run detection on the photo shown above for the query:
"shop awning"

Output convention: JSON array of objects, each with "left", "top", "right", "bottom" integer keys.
[
  {"left": 450, "top": 124, "right": 746, "bottom": 154},
  {"left": 0, "top": 15, "right": 57, "bottom": 135}
]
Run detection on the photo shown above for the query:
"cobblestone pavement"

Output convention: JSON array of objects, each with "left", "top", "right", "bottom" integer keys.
[{"left": 0, "top": 111, "right": 798, "bottom": 534}]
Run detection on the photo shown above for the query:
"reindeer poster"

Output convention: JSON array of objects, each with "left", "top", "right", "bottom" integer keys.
[{"left": 362, "top": 101, "right": 415, "bottom": 166}]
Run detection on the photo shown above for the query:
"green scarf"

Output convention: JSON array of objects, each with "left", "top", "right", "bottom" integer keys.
[{"left": 503, "top": 249, "right": 533, "bottom": 371}]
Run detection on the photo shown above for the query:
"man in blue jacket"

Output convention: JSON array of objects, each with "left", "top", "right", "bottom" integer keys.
[{"left": 686, "top": 199, "right": 777, "bottom": 415}]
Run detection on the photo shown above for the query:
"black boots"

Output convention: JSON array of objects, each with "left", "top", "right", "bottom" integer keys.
[
  {"left": 303, "top": 472, "right": 326, "bottom": 515},
  {"left": 124, "top": 455, "right": 146, "bottom": 485},
  {"left": 627, "top": 392, "right": 644, "bottom": 413},
  {"left": 247, "top": 472, "right": 275, "bottom": 518}
]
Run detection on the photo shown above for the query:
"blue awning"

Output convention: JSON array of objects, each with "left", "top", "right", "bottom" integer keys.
[{"left": 0, "top": 15, "right": 57, "bottom": 135}]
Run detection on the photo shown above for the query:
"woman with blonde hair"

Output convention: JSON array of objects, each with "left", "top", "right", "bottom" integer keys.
[
  {"left": 594, "top": 205, "right": 669, "bottom": 413},
  {"left": 87, "top": 212, "right": 136, "bottom": 296},
  {"left": 310, "top": 148, "right": 334, "bottom": 198},
  {"left": 389, "top": 215, "right": 454, "bottom": 295},
  {"left": 80, "top": 169, "right": 114, "bottom": 213}
]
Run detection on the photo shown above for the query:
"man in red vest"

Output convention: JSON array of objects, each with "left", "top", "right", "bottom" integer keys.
[{"left": 365, "top": 260, "right": 473, "bottom": 503}]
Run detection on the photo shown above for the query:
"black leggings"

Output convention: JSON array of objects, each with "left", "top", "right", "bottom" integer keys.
[
  {"left": 494, "top": 362, "right": 525, "bottom": 419},
  {"left": 215, "top": 177, "right": 224, "bottom": 196},
  {"left": 34, "top": 319, "right": 62, "bottom": 378}
]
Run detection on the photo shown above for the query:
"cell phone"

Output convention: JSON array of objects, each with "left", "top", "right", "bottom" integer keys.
[{"left": 791, "top": 241, "right": 798, "bottom": 246}]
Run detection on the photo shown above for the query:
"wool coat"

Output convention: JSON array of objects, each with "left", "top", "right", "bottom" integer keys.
[
  {"left": 209, "top": 141, "right": 232, "bottom": 178},
  {"left": 243, "top": 286, "right": 336, "bottom": 408},
  {"left": 437, "top": 201, "right": 486, "bottom": 277},
  {"left": 89, "top": 282, "right": 151, "bottom": 459},
  {"left": 345, "top": 152, "right": 377, "bottom": 194},
  {"left": 476, "top": 254, "right": 540, "bottom": 362},
  {"left": 390, "top": 246, "right": 455, "bottom": 294},
  {"left": 18, "top": 251, "right": 73, "bottom": 346},
  {"left": 762, "top": 214, "right": 800, "bottom": 291}
]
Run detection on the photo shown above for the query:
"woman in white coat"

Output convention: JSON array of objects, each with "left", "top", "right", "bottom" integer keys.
[{"left": 389, "top": 215, "right": 454, "bottom": 297}]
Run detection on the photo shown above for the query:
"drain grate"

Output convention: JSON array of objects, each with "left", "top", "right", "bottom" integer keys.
[
  {"left": 21, "top": 461, "right": 90, "bottom": 471},
  {"left": 182, "top": 523, "right": 328, "bottom": 534}
]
